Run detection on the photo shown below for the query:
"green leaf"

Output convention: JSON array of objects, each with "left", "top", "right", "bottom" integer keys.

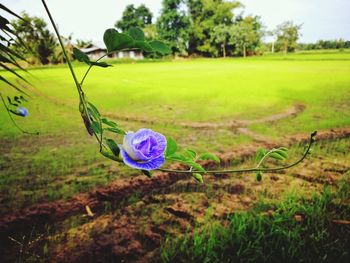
[
  {"left": 103, "top": 28, "right": 134, "bottom": 53},
  {"left": 134, "top": 41, "right": 153, "bottom": 52},
  {"left": 105, "top": 138, "right": 120, "bottom": 156},
  {"left": 141, "top": 170, "right": 152, "bottom": 178},
  {"left": 87, "top": 101, "right": 101, "bottom": 119},
  {"left": 269, "top": 152, "right": 286, "bottom": 161},
  {"left": 73, "top": 47, "right": 90, "bottom": 64},
  {"left": 165, "top": 153, "right": 186, "bottom": 162},
  {"left": 87, "top": 102, "right": 100, "bottom": 116},
  {"left": 165, "top": 137, "right": 178, "bottom": 157},
  {"left": 105, "top": 127, "right": 126, "bottom": 135},
  {"left": 275, "top": 148, "right": 289, "bottom": 159},
  {"left": 256, "top": 148, "right": 267, "bottom": 162},
  {"left": 184, "top": 149, "right": 197, "bottom": 160},
  {"left": 101, "top": 118, "right": 118, "bottom": 128},
  {"left": 198, "top": 153, "right": 220, "bottom": 163},
  {"left": 90, "top": 61, "right": 112, "bottom": 68},
  {"left": 127, "top": 27, "right": 145, "bottom": 41},
  {"left": 91, "top": 121, "right": 101, "bottom": 134},
  {"left": 74, "top": 47, "right": 111, "bottom": 67},
  {"left": 256, "top": 171, "right": 263, "bottom": 182},
  {"left": 193, "top": 173, "right": 203, "bottom": 183},
  {"left": 149, "top": 40, "right": 171, "bottom": 55}
]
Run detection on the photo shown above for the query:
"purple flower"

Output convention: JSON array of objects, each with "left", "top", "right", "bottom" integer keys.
[
  {"left": 17, "top": 107, "right": 29, "bottom": 117},
  {"left": 119, "top": 128, "right": 167, "bottom": 171}
]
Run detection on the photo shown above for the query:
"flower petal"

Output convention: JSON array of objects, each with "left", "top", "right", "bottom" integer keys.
[
  {"left": 128, "top": 129, "right": 167, "bottom": 161},
  {"left": 120, "top": 148, "right": 165, "bottom": 171}
]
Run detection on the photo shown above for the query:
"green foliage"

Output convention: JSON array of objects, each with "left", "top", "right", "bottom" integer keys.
[
  {"left": 188, "top": 0, "right": 242, "bottom": 56},
  {"left": 165, "top": 142, "right": 206, "bottom": 173},
  {"left": 156, "top": 0, "right": 190, "bottom": 55},
  {"left": 103, "top": 27, "right": 170, "bottom": 55},
  {"left": 165, "top": 137, "right": 178, "bottom": 157},
  {"left": 105, "top": 138, "right": 120, "bottom": 156},
  {"left": 275, "top": 21, "right": 302, "bottom": 54},
  {"left": 11, "top": 12, "right": 57, "bottom": 64},
  {"left": 103, "top": 29, "right": 134, "bottom": 53},
  {"left": 161, "top": 187, "right": 350, "bottom": 263},
  {"left": 149, "top": 40, "right": 172, "bottom": 55},
  {"left": 256, "top": 171, "right": 262, "bottom": 181},
  {"left": 0, "top": 5, "right": 32, "bottom": 95},
  {"left": 73, "top": 47, "right": 111, "bottom": 67},
  {"left": 256, "top": 147, "right": 289, "bottom": 166},
  {"left": 198, "top": 153, "right": 220, "bottom": 163},
  {"left": 192, "top": 173, "right": 203, "bottom": 183},
  {"left": 229, "top": 16, "right": 264, "bottom": 57},
  {"left": 115, "top": 4, "right": 153, "bottom": 32},
  {"left": 127, "top": 27, "right": 145, "bottom": 41}
]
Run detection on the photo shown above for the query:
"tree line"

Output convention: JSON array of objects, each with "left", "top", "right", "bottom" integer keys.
[{"left": 7, "top": 0, "right": 350, "bottom": 65}]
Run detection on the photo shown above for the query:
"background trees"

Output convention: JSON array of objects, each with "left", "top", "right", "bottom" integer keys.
[
  {"left": 11, "top": 12, "right": 57, "bottom": 64},
  {"left": 230, "top": 16, "right": 263, "bottom": 57},
  {"left": 115, "top": 4, "right": 153, "bottom": 32},
  {"left": 188, "top": 0, "right": 242, "bottom": 57},
  {"left": 275, "top": 21, "right": 302, "bottom": 54},
  {"left": 156, "top": 0, "right": 190, "bottom": 55}
]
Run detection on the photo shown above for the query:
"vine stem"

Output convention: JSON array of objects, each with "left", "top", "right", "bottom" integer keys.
[
  {"left": 157, "top": 132, "right": 316, "bottom": 174},
  {"left": 0, "top": 93, "right": 38, "bottom": 135},
  {"left": 41, "top": 0, "right": 88, "bottom": 116},
  {"left": 41, "top": 0, "right": 104, "bottom": 151},
  {"left": 80, "top": 54, "right": 107, "bottom": 86}
]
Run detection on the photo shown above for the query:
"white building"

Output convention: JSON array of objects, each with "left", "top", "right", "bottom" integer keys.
[{"left": 80, "top": 44, "right": 144, "bottom": 60}]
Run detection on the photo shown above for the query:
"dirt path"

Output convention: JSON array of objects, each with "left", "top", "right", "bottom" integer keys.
[{"left": 104, "top": 104, "right": 305, "bottom": 131}]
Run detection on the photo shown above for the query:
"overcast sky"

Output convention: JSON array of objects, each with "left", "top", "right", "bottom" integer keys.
[{"left": 2, "top": 0, "right": 350, "bottom": 44}]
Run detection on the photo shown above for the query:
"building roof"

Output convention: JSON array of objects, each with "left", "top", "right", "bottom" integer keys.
[{"left": 80, "top": 45, "right": 106, "bottom": 54}]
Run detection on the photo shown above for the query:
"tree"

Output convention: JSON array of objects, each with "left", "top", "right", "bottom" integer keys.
[
  {"left": 211, "top": 24, "right": 231, "bottom": 57},
  {"left": 11, "top": 12, "right": 57, "bottom": 64},
  {"left": 157, "top": 0, "right": 190, "bottom": 55},
  {"left": 229, "top": 16, "right": 263, "bottom": 57},
  {"left": 275, "top": 21, "right": 302, "bottom": 54},
  {"left": 115, "top": 4, "right": 153, "bottom": 32},
  {"left": 187, "top": 0, "right": 242, "bottom": 57}
]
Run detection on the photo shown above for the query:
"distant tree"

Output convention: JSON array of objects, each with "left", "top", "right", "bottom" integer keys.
[
  {"left": 11, "top": 12, "right": 57, "bottom": 64},
  {"left": 75, "top": 39, "right": 93, "bottom": 48},
  {"left": 115, "top": 4, "right": 153, "bottom": 32},
  {"left": 229, "top": 16, "right": 263, "bottom": 57},
  {"left": 157, "top": 0, "right": 190, "bottom": 55},
  {"left": 211, "top": 24, "right": 231, "bottom": 57},
  {"left": 275, "top": 21, "right": 302, "bottom": 54},
  {"left": 187, "top": 0, "right": 241, "bottom": 57}
]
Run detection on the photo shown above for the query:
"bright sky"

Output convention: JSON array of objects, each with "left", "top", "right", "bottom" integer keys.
[{"left": 2, "top": 0, "right": 350, "bottom": 44}]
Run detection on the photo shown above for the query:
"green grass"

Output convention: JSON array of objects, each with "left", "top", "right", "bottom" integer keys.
[
  {"left": 0, "top": 52, "right": 349, "bottom": 212},
  {"left": 160, "top": 182, "right": 350, "bottom": 263}
]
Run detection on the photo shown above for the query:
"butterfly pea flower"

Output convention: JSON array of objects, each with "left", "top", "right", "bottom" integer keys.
[
  {"left": 119, "top": 128, "right": 167, "bottom": 171},
  {"left": 16, "top": 107, "right": 29, "bottom": 117}
]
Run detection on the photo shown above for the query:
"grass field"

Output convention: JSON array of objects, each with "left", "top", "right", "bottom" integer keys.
[{"left": 0, "top": 52, "right": 349, "bottom": 262}]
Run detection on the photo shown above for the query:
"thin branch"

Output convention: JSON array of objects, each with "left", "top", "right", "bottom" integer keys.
[{"left": 157, "top": 132, "right": 316, "bottom": 174}]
